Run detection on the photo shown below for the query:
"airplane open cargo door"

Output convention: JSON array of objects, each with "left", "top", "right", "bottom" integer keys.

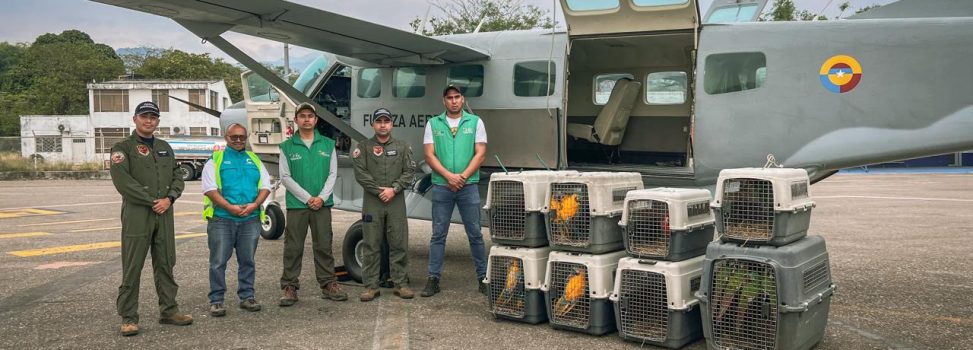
[
  {"left": 559, "top": 0, "right": 699, "bottom": 37},
  {"left": 703, "top": 0, "right": 769, "bottom": 24}
]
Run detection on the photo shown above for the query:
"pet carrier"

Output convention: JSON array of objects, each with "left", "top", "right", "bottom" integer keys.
[
  {"left": 542, "top": 250, "right": 627, "bottom": 335},
  {"left": 484, "top": 245, "right": 552, "bottom": 323},
  {"left": 711, "top": 168, "right": 814, "bottom": 246},
  {"left": 484, "top": 171, "right": 579, "bottom": 247},
  {"left": 610, "top": 256, "right": 705, "bottom": 349},
  {"left": 697, "top": 235, "right": 835, "bottom": 350},
  {"left": 620, "top": 188, "right": 715, "bottom": 261},
  {"left": 544, "top": 172, "right": 643, "bottom": 254}
]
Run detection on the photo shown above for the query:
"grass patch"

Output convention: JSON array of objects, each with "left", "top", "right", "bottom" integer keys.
[{"left": 0, "top": 152, "right": 104, "bottom": 172}]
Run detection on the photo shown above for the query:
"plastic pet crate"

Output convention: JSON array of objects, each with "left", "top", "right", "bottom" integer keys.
[
  {"left": 610, "top": 256, "right": 705, "bottom": 349},
  {"left": 620, "top": 188, "right": 715, "bottom": 261},
  {"left": 544, "top": 172, "right": 643, "bottom": 254},
  {"left": 542, "top": 250, "right": 627, "bottom": 335},
  {"left": 484, "top": 171, "right": 579, "bottom": 247},
  {"left": 711, "top": 168, "right": 814, "bottom": 246},
  {"left": 484, "top": 245, "right": 552, "bottom": 324},
  {"left": 696, "top": 235, "right": 835, "bottom": 350}
]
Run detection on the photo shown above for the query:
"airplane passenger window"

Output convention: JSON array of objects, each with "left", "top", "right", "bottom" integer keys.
[
  {"left": 447, "top": 65, "right": 484, "bottom": 97},
  {"left": 357, "top": 68, "right": 382, "bottom": 98},
  {"left": 646, "top": 71, "right": 687, "bottom": 104},
  {"left": 514, "top": 61, "right": 556, "bottom": 97},
  {"left": 593, "top": 73, "right": 635, "bottom": 105},
  {"left": 565, "top": 0, "right": 618, "bottom": 11},
  {"left": 703, "top": 52, "right": 767, "bottom": 95},
  {"left": 393, "top": 67, "right": 427, "bottom": 98},
  {"left": 705, "top": 4, "right": 761, "bottom": 23},
  {"left": 633, "top": 0, "right": 689, "bottom": 7}
]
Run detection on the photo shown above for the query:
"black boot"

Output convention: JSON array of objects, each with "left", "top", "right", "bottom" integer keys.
[{"left": 420, "top": 276, "right": 440, "bottom": 297}]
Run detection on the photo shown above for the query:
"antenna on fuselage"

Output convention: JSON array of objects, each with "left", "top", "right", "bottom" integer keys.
[
  {"left": 495, "top": 154, "right": 508, "bottom": 174},
  {"left": 536, "top": 154, "right": 551, "bottom": 171}
]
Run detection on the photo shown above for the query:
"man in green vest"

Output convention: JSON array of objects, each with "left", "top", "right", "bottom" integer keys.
[
  {"left": 278, "top": 102, "right": 347, "bottom": 306},
  {"left": 109, "top": 101, "right": 193, "bottom": 336},
  {"left": 420, "top": 85, "right": 489, "bottom": 297},
  {"left": 201, "top": 123, "right": 271, "bottom": 317},
  {"left": 353, "top": 108, "right": 417, "bottom": 301}
]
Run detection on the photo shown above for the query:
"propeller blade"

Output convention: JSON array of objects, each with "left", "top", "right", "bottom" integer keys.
[{"left": 168, "top": 95, "right": 222, "bottom": 118}]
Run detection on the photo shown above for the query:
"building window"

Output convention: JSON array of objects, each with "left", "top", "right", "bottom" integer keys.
[
  {"left": 357, "top": 68, "right": 382, "bottom": 98},
  {"left": 593, "top": 73, "right": 634, "bottom": 105},
  {"left": 704, "top": 52, "right": 767, "bottom": 95},
  {"left": 210, "top": 90, "right": 219, "bottom": 110},
  {"left": 646, "top": 71, "right": 688, "bottom": 104},
  {"left": 514, "top": 61, "right": 556, "bottom": 97},
  {"left": 211, "top": 127, "right": 219, "bottom": 136},
  {"left": 92, "top": 90, "right": 129, "bottom": 112},
  {"left": 223, "top": 97, "right": 229, "bottom": 109},
  {"left": 36, "top": 136, "right": 62, "bottom": 153},
  {"left": 190, "top": 127, "right": 207, "bottom": 136},
  {"left": 95, "top": 127, "right": 130, "bottom": 153},
  {"left": 189, "top": 89, "right": 205, "bottom": 111},
  {"left": 152, "top": 90, "right": 170, "bottom": 112},
  {"left": 447, "top": 65, "right": 484, "bottom": 97},
  {"left": 393, "top": 67, "right": 427, "bottom": 98},
  {"left": 72, "top": 138, "right": 86, "bottom": 144},
  {"left": 154, "top": 127, "right": 171, "bottom": 137}
]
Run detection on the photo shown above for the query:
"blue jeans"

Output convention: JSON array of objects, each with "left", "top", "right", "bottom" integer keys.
[
  {"left": 207, "top": 217, "right": 261, "bottom": 304},
  {"left": 428, "top": 184, "right": 487, "bottom": 280}
]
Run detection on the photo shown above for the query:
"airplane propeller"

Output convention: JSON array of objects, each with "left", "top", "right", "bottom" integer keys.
[{"left": 168, "top": 95, "right": 222, "bottom": 118}]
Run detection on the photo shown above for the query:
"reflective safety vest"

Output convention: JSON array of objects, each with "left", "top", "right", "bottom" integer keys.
[{"left": 202, "top": 150, "right": 266, "bottom": 222}]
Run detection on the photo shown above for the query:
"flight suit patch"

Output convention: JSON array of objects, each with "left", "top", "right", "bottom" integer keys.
[
  {"left": 111, "top": 151, "right": 125, "bottom": 164},
  {"left": 386, "top": 150, "right": 398, "bottom": 156},
  {"left": 352, "top": 148, "right": 361, "bottom": 158},
  {"left": 136, "top": 145, "right": 150, "bottom": 156},
  {"left": 372, "top": 145, "right": 384, "bottom": 156},
  {"left": 156, "top": 150, "right": 170, "bottom": 157}
]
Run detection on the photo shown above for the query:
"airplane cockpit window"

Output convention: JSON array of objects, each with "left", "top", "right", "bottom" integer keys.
[
  {"left": 246, "top": 74, "right": 279, "bottom": 103},
  {"left": 447, "top": 65, "right": 484, "bottom": 97},
  {"left": 594, "top": 73, "right": 635, "bottom": 105},
  {"left": 646, "top": 71, "right": 688, "bottom": 104},
  {"left": 632, "top": 0, "right": 689, "bottom": 7},
  {"left": 293, "top": 55, "right": 329, "bottom": 96},
  {"left": 393, "top": 67, "right": 427, "bottom": 98},
  {"left": 565, "top": 0, "right": 619, "bottom": 11},
  {"left": 514, "top": 61, "right": 556, "bottom": 97},
  {"left": 357, "top": 68, "right": 382, "bottom": 98},
  {"left": 705, "top": 4, "right": 760, "bottom": 23},
  {"left": 703, "top": 52, "right": 767, "bottom": 95}
]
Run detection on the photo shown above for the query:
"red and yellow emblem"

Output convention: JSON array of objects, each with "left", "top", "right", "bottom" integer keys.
[
  {"left": 819, "top": 55, "right": 862, "bottom": 94},
  {"left": 372, "top": 145, "right": 384, "bottom": 156},
  {"left": 110, "top": 151, "right": 125, "bottom": 164},
  {"left": 136, "top": 144, "right": 150, "bottom": 156}
]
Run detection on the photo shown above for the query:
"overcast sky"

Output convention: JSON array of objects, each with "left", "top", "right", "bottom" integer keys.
[{"left": 0, "top": 0, "right": 896, "bottom": 66}]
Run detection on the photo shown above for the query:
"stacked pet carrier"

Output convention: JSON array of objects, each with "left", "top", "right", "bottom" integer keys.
[
  {"left": 698, "top": 168, "right": 835, "bottom": 350},
  {"left": 483, "top": 171, "right": 577, "bottom": 324},
  {"left": 541, "top": 172, "right": 643, "bottom": 335},
  {"left": 610, "top": 187, "right": 716, "bottom": 348}
]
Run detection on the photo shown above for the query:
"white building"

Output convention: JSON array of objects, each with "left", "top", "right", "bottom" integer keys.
[{"left": 20, "top": 80, "right": 230, "bottom": 163}]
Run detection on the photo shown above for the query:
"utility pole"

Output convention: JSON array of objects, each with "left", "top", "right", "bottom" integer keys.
[{"left": 283, "top": 43, "right": 290, "bottom": 78}]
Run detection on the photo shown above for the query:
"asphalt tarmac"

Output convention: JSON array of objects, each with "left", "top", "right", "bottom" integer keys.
[{"left": 0, "top": 174, "right": 970, "bottom": 349}]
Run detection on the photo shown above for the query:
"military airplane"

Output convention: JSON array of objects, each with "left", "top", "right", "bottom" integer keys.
[{"left": 92, "top": 0, "right": 973, "bottom": 282}]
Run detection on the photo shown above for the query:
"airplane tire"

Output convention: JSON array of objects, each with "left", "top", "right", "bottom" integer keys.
[
  {"left": 260, "top": 204, "right": 285, "bottom": 240},
  {"left": 177, "top": 163, "right": 195, "bottom": 182},
  {"left": 342, "top": 221, "right": 365, "bottom": 283}
]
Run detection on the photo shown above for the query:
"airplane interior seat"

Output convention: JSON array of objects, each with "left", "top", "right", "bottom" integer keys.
[{"left": 566, "top": 78, "right": 641, "bottom": 146}]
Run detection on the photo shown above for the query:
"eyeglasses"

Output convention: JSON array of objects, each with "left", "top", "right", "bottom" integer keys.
[{"left": 228, "top": 135, "right": 247, "bottom": 142}]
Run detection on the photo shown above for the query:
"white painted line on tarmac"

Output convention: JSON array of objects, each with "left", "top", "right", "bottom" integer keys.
[
  {"left": 69, "top": 226, "right": 121, "bottom": 233},
  {"left": 19, "top": 218, "right": 115, "bottom": 227},
  {"left": 372, "top": 299, "right": 410, "bottom": 350},
  {"left": 815, "top": 195, "right": 973, "bottom": 203}
]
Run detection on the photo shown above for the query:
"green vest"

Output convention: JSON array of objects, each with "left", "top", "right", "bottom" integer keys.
[
  {"left": 430, "top": 111, "right": 481, "bottom": 185},
  {"left": 201, "top": 149, "right": 266, "bottom": 222},
  {"left": 279, "top": 132, "right": 336, "bottom": 209}
]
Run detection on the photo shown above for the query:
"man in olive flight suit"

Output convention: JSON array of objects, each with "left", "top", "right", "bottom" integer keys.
[
  {"left": 109, "top": 101, "right": 193, "bottom": 336},
  {"left": 353, "top": 108, "right": 417, "bottom": 301}
]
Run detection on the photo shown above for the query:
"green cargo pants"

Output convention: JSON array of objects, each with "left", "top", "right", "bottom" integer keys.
[
  {"left": 280, "top": 208, "right": 336, "bottom": 290},
  {"left": 362, "top": 195, "right": 409, "bottom": 288},
  {"left": 117, "top": 205, "right": 179, "bottom": 324}
]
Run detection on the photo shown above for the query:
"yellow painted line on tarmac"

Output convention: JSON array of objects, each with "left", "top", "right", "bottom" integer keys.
[
  {"left": 8, "top": 233, "right": 207, "bottom": 257},
  {"left": 0, "top": 232, "right": 50, "bottom": 239},
  {"left": 18, "top": 218, "right": 115, "bottom": 227},
  {"left": 174, "top": 211, "right": 200, "bottom": 217},
  {"left": 0, "top": 208, "right": 65, "bottom": 219},
  {"left": 69, "top": 226, "right": 121, "bottom": 233}
]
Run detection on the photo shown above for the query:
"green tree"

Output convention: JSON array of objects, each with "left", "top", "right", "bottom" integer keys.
[
  {"left": 0, "top": 42, "right": 28, "bottom": 93},
  {"left": 136, "top": 49, "right": 244, "bottom": 102},
  {"left": 409, "top": 0, "right": 556, "bottom": 36}
]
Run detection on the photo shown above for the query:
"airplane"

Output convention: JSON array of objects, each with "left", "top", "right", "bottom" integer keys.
[{"left": 92, "top": 0, "right": 973, "bottom": 283}]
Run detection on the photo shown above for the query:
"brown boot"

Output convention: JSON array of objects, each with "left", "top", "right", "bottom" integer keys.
[
  {"left": 394, "top": 286, "right": 415, "bottom": 299},
  {"left": 321, "top": 281, "right": 348, "bottom": 301},
  {"left": 279, "top": 285, "right": 298, "bottom": 307},
  {"left": 359, "top": 288, "right": 381, "bottom": 302},
  {"left": 159, "top": 314, "right": 193, "bottom": 326},
  {"left": 120, "top": 323, "right": 139, "bottom": 336}
]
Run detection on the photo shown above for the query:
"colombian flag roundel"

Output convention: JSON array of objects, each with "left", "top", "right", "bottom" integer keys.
[{"left": 819, "top": 55, "right": 862, "bottom": 93}]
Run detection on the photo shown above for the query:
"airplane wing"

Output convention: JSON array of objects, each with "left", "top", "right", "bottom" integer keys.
[
  {"left": 90, "top": 0, "right": 490, "bottom": 66},
  {"left": 848, "top": 0, "right": 973, "bottom": 19}
]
